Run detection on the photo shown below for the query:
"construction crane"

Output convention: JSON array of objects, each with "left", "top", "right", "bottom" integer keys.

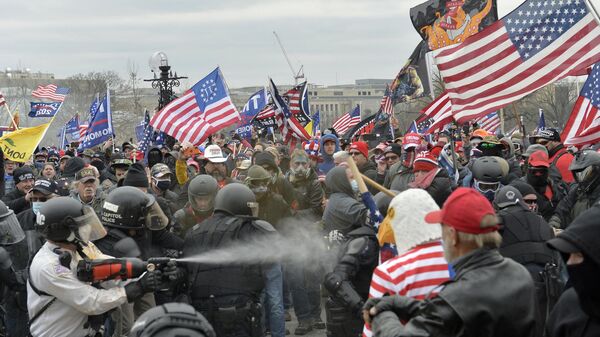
[{"left": 273, "top": 31, "right": 304, "bottom": 85}]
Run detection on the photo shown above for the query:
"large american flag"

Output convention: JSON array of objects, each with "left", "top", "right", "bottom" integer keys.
[
  {"left": 423, "top": 91, "right": 453, "bottom": 134},
  {"left": 31, "top": 84, "right": 70, "bottom": 102},
  {"left": 283, "top": 82, "right": 311, "bottom": 125},
  {"left": 563, "top": 62, "right": 600, "bottom": 146},
  {"left": 474, "top": 111, "right": 501, "bottom": 134},
  {"left": 270, "top": 78, "right": 310, "bottom": 146},
  {"left": 150, "top": 67, "right": 240, "bottom": 145},
  {"left": 433, "top": 0, "right": 600, "bottom": 124},
  {"left": 332, "top": 105, "right": 361, "bottom": 135},
  {"left": 380, "top": 86, "right": 394, "bottom": 116}
]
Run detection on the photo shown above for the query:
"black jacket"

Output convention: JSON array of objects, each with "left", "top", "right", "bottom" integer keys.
[
  {"left": 358, "top": 161, "right": 378, "bottom": 195},
  {"left": 372, "top": 248, "right": 537, "bottom": 337},
  {"left": 550, "top": 181, "right": 600, "bottom": 229},
  {"left": 2, "top": 188, "right": 29, "bottom": 214},
  {"left": 286, "top": 169, "right": 323, "bottom": 220},
  {"left": 546, "top": 288, "right": 600, "bottom": 337}
]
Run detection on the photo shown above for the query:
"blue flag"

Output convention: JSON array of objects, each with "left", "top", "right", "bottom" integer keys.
[
  {"left": 536, "top": 109, "right": 546, "bottom": 132},
  {"left": 59, "top": 127, "right": 68, "bottom": 150},
  {"left": 236, "top": 89, "right": 267, "bottom": 139},
  {"left": 65, "top": 114, "right": 80, "bottom": 140},
  {"left": 80, "top": 90, "right": 114, "bottom": 149},
  {"left": 29, "top": 102, "right": 62, "bottom": 118},
  {"left": 88, "top": 96, "right": 100, "bottom": 123},
  {"left": 311, "top": 111, "right": 320, "bottom": 136}
]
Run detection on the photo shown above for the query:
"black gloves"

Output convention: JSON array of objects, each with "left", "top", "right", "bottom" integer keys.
[
  {"left": 124, "top": 270, "right": 163, "bottom": 302},
  {"left": 362, "top": 295, "right": 420, "bottom": 322},
  {"left": 162, "top": 260, "right": 184, "bottom": 283}
]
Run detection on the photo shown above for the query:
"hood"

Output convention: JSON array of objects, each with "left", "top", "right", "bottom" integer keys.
[
  {"left": 500, "top": 137, "right": 515, "bottom": 160},
  {"left": 254, "top": 152, "right": 278, "bottom": 171},
  {"left": 147, "top": 147, "right": 163, "bottom": 168},
  {"left": 325, "top": 166, "right": 353, "bottom": 196},
  {"left": 319, "top": 134, "right": 340, "bottom": 157},
  {"left": 62, "top": 157, "right": 85, "bottom": 177},
  {"left": 386, "top": 188, "right": 442, "bottom": 254}
]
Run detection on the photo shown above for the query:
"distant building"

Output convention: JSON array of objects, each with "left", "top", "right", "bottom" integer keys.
[{"left": 0, "top": 68, "right": 55, "bottom": 80}]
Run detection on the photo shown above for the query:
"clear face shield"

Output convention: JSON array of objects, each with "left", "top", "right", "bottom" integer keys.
[
  {"left": 145, "top": 202, "right": 169, "bottom": 231},
  {"left": 190, "top": 194, "right": 215, "bottom": 213},
  {"left": 74, "top": 206, "right": 107, "bottom": 244},
  {"left": 0, "top": 211, "right": 25, "bottom": 245}
]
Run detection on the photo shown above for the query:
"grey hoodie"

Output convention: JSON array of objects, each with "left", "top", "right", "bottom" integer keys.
[{"left": 322, "top": 166, "right": 367, "bottom": 234}]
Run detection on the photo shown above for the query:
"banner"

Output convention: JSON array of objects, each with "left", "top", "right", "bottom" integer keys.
[
  {"left": 0, "top": 122, "right": 52, "bottom": 162},
  {"left": 29, "top": 102, "right": 62, "bottom": 118},
  {"left": 410, "top": 0, "right": 498, "bottom": 50},
  {"left": 236, "top": 89, "right": 267, "bottom": 139},
  {"left": 80, "top": 90, "right": 114, "bottom": 149},
  {"left": 390, "top": 41, "right": 432, "bottom": 104}
]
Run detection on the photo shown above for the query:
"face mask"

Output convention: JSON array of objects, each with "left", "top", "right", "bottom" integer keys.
[
  {"left": 155, "top": 179, "right": 171, "bottom": 191},
  {"left": 527, "top": 169, "right": 549, "bottom": 187},
  {"left": 350, "top": 180, "right": 359, "bottom": 193},
  {"left": 567, "top": 259, "right": 600, "bottom": 318},
  {"left": 32, "top": 202, "right": 43, "bottom": 215}
]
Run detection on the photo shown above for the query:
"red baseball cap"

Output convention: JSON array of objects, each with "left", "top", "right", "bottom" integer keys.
[
  {"left": 413, "top": 151, "right": 438, "bottom": 172},
  {"left": 425, "top": 187, "right": 499, "bottom": 234},
  {"left": 528, "top": 150, "right": 550, "bottom": 168},
  {"left": 349, "top": 141, "right": 369, "bottom": 158}
]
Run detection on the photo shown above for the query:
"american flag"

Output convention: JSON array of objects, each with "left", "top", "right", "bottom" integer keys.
[
  {"left": 423, "top": 91, "right": 453, "bottom": 134},
  {"left": 31, "top": 84, "right": 70, "bottom": 102},
  {"left": 408, "top": 113, "right": 433, "bottom": 134},
  {"left": 0, "top": 92, "right": 5, "bottom": 106},
  {"left": 474, "top": 111, "right": 501, "bottom": 134},
  {"left": 345, "top": 113, "right": 377, "bottom": 140},
  {"left": 150, "top": 67, "right": 240, "bottom": 145},
  {"left": 433, "top": 0, "right": 600, "bottom": 124},
  {"left": 283, "top": 82, "right": 311, "bottom": 125},
  {"left": 269, "top": 78, "right": 311, "bottom": 146},
  {"left": 380, "top": 86, "right": 394, "bottom": 116},
  {"left": 138, "top": 110, "right": 154, "bottom": 153},
  {"left": 79, "top": 124, "right": 88, "bottom": 139},
  {"left": 332, "top": 105, "right": 361, "bottom": 135},
  {"left": 563, "top": 63, "right": 600, "bottom": 146}
]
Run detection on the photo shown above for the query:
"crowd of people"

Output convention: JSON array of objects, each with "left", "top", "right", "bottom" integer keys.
[{"left": 0, "top": 125, "right": 598, "bottom": 337}]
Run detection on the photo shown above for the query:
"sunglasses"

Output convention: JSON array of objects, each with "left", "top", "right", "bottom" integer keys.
[
  {"left": 536, "top": 139, "right": 549, "bottom": 145},
  {"left": 385, "top": 155, "right": 399, "bottom": 161},
  {"left": 31, "top": 196, "right": 50, "bottom": 202},
  {"left": 523, "top": 199, "right": 537, "bottom": 204}
]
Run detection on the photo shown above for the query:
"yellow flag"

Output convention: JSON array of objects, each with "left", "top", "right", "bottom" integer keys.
[
  {"left": 0, "top": 122, "right": 52, "bottom": 162},
  {"left": 304, "top": 121, "right": 313, "bottom": 137}
]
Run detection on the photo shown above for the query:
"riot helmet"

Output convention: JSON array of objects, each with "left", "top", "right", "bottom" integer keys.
[
  {"left": 570, "top": 149, "right": 600, "bottom": 192},
  {"left": 472, "top": 156, "right": 508, "bottom": 202},
  {"left": 188, "top": 175, "right": 218, "bottom": 214},
  {"left": 214, "top": 183, "right": 258, "bottom": 217},
  {"left": 101, "top": 186, "right": 168, "bottom": 230},
  {"left": 130, "top": 302, "right": 216, "bottom": 337},
  {"left": 36, "top": 197, "right": 106, "bottom": 246},
  {"left": 0, "top": 200, "right": 25, "bottom": 246},
  {"left": 244, "top": 165, "right": 271, "bottom": 200}
]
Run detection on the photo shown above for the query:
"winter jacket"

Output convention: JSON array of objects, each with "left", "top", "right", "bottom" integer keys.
[
  {"left": 515, "top": 177, "right": 566, "bottom": 221},
  {"left": 548, "top": 145, "right": 575, "bottom": 183},
  {"left": 408, "top": 168, "right": 454, "bottom": 207},
  {"left": 318, "top": 134, "right": 340, "bottom": 175},
  {"left": 286, "top": 169, "right": 323, "bottom": 220},
  {"left": 257, "top": 191, "right": 292, "bottom": 233},
  {"left": 358, "top": 161, "right": 378, "bottom": 195},
  {"left": 550, "top": 181, "right": 600, "bottom": 229},
  {"left": 546, "top": 288, "right": 600, "bottom": 337},
  {"left": 323, "top": 167, "right": 367, "bottom": 234},
  {"left": 2, "top": 188, "right": 29, "bottom": 214},
  {"left": 371, "top": 248, "right": 537, "bottom": 337},
  {"left": 388, "top": 164, "right": 415, "bottom": 193}
]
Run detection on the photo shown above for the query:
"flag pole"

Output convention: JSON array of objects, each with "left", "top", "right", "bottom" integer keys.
[{"left": 2, "top": 101, "right": 19, "bottom": 130}]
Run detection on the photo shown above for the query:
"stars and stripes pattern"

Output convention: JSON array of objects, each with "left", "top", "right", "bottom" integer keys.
[
  {"left": 422, "top": 91, "right": 453, "bottom": 134},
  {"left": 474, "top": 111, "right": 501, "bottom": 134},
  {"left": 79, "top": 125, "right": 88, "bottom": 139},
  {"left": 31, "top": 84, "right": 70, "bottom": 102},
  {"left": 535, "top": 108, "right": 547, "bottom": 132},
  {"left": 269, "top": 78, "right": 311, "bottom": 147},
  {"left": 138, "top": 110, "right": 154, "bottom": 153},
  {"left": 563, "top": 63, "right": 600, "bottom": 146},
  {"left": 150, "top": 67, "right": 240, "bottom": 145},
  {"left": 332, "top": 105, "right": 361, "bottom": 135},
  {"left": 0, "top": 92, "right": 5, "bottom": 106},
  {"left": 409, "top": 113, "right": 433, "bottom": 134},
  {"left": 380, "top": 86, "right": 394, "bottom": 116},
  {"left": 283, "top": 82, "right": 311, "bottom": 125},
  {"left": 433, "top": 0, "right": 600, "bottom": 123}
]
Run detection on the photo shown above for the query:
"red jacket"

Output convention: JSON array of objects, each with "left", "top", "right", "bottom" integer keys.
[{"left": 549, "top": 147, "right": 574, "bottom": 183}]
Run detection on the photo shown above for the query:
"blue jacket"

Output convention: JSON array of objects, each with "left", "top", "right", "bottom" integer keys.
[{"left": 318, "top": 134, "right": 340, "bottom": 175}]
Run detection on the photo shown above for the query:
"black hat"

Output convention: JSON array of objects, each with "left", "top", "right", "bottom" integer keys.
[
  {"left": 534, "top": 128, "right": 561, "bottom": 142},
  {"left": 13, "top": 167, "right": 34, "bottom": 185},
  {"left": 62, "top": 157, "right": 85, "bottom": 177},
  {"left": 548, "top": 204, "right": 600, "bottom": 266},
  {"left": 383, "top": 143, "right": 402, "bottom": 157},
  {"left": 32, "top": 179, "right": 58, "bottom": 195},
  {"left": 123, "top": 163, "right": 148, "bottom": 188},
  {"left": 254, "top": 152, "right": 277, "bottom": 171}
]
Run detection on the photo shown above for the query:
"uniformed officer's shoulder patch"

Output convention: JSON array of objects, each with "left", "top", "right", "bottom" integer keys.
[
  {"left": 53, "top": 263, "right": 71, "bottom": 275},
  {"left": 251, "top": 220, "right": 276, "bottom": 232}
]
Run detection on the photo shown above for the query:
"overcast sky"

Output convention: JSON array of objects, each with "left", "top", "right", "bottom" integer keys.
[{"left": 3, "top": 0, "right": 523, "bottom": 88}]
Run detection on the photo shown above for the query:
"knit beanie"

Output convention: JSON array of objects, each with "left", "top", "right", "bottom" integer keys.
[
  {"left": 349, "top": 141, "right": 369, "bottom": 159},
  {"left": 123, "top": 163, "right": 149, "bottom": 188},
  {"left": 254, "top": 152, "right": 277, "bottom": 170},
  {"left": 13, "top": 167, "right": 34, "bottom": 184},
  {"left": 413, "top": 151, "right": 438, "bottom": 172}
]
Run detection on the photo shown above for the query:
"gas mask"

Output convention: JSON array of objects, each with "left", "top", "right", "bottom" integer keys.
[
  {"left": 290, "top": 160, "right": 309, "bottom": 179},
  {"left": 153, "top": 178, "right": 171, "bottom": 192}
]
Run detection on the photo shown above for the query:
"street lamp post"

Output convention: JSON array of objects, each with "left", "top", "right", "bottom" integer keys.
[{"left": 143, "top": 52, "right": 187, "bottom": 147}]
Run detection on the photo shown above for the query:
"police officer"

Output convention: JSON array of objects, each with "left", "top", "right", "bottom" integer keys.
[
  {"left": 183, "top": 183, "right": 277, "bottom": 337},
  {"left": 129, "top": 302, "right": 216, "bottom": 337},
  {"left": 94, "top": 186, "right": 182, "bottom": 334},
  {"left": 550, "top": 149, "right": 600, "bottom": 229},
  {"left": 27, "top": 197, "right": 163, "bottom": 337},
  {"left": 323, "top": 221, "right": 379, "bottom": 337},
  {"left": 174, "top": 175, "right": 219, "bottom": 237}
]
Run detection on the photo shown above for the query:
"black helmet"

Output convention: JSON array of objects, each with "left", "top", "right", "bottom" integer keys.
[
  {"left": 101, "top": 186, "right": 168, "bottom": 230},
  {"left": 214, "top": 183, "right": 257, "bottom": 217},
  {"left": 493, "top": 185, "right": 525, "bottom": 209},
  {"left": 373, "top": 191, "right": 399, "bottom": 218},
  {"left": 570, "top": 150, "right": 600, "bottom": 190},
  {"left": 188, "top": 175, "right": 218, "bottom": 213},
  {"left": 0, "top": 200, "right": 25, "bottom": 246},
  {"left": 130, "top": 302, "right": 216, "bottom": 337},
  {"left": 36, "top": 197, "right": 106, "bottom": 244},
  {"left": 472, "top": 156, "right": 508, "bottom": 183}
]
